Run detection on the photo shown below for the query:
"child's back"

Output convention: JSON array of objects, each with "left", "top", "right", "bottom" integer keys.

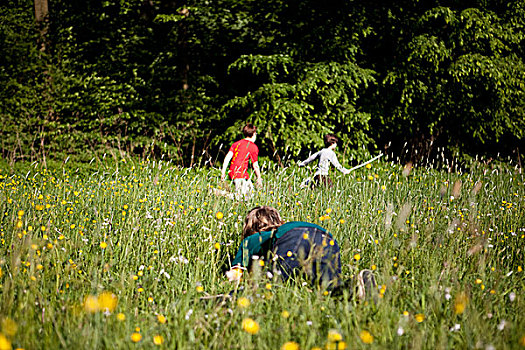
[
  {"left": 298, "top": 134, "right": 349, "bottom": 187},
  {"left": 300, "top": 147, "right": 348, "bottom": 176}
]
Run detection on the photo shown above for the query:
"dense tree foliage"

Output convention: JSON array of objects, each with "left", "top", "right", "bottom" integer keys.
[{"left": 1, "top": 0, "right": 523, "bottom": 165}]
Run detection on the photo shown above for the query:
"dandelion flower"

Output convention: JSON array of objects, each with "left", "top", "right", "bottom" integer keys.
[
  {"left": 237, "top": 297, "right": 250, "bottom": 308},
  {"left": 1, "top": 318, "right": 17, "bottom": 337},
  {"left": 242, "top": 318, "right": 260, "bottom": 334},
  {"left": 354, "top": 254, "right": 361, "bottom": 261},
  {"left": 415, "top": 313, "right": 425, "bottom": 323},
  {"left": 116, "top": 313, "right": 126, "bottom": 321},
  {"left": 0, "top": 334, "right": 11, "bottom": 350},
  {"left": 359, "top": 330, "right": 374, "bottom": 344},
  {"left": 98, "top": 291, "right": 118, "bottom": 312},
  {"left": 281, "top": 341, "right": 299, "bottom": 350},
  {"left": 196, "top": 285, "right": 204, "bottom": 293},
  {"left": 83, "top": 295, "right": 99, "bottom": 313},
  {"left": 454, "top": 292, "right": 469, "bottom": 315},
  {"left": 281, "top": 310, "right": 290, "bottom": 318},
  {"left": 328, "top": 329, "right": 343, "bottom": 342},
  {"left": 157, "top": 314, "right": 167, "bottom": 324},
  {"left": 100, "top": 242, "right": 107, "bottom": 249},
  {"left": 153, "top": 335, "right": 164, "bottom": 345},
  {"left": 131, "top": 332, "right": 142, "bottom": 342},
  {"left": 216, "top": 212, "right": 224, "bottom": 220}
]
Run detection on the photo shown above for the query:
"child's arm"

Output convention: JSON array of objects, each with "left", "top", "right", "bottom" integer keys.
[
  {"left": 226, "top": 266, "right": 245, "bottom": 281},
  {"left": 220, "top": 151, "right": 234, "bottom": 181},
  {"left": 226, "top": 232, "right": 271, "bottom": 281},
  {"left": 298, "top": 151, "right": 320, "bottom": 167},
  {"left": 252, "top": 161, "right": 262, "bottom": 187}
]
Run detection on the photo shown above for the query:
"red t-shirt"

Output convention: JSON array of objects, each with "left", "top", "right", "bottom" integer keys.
[{"left": 228, "top": 139, "right": 259, "bottom": 180}]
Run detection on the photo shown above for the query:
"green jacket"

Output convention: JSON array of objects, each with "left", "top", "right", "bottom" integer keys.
[{"left": 231, "top": 221, "right": 332, "bottom": 267}]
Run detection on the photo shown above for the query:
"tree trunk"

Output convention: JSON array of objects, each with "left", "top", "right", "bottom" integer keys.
[{"left": 34, "top": 0, "right": 49, "bottom": 51}]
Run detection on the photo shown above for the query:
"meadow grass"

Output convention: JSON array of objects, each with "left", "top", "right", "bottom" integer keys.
[{"left": 0, "top": 157, "right": 523, "bottom": 349}]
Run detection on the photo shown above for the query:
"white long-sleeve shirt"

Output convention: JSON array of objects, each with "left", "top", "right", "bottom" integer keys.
[{"left": 298, "top": 148, "right": 350, "bottom": 176}]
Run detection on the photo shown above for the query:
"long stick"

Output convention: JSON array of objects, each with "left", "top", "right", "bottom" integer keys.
[{"left": 347, "top": 153, "right": 384, "bottom": 172}]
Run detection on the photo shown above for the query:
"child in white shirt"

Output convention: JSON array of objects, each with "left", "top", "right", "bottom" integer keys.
[{"left": 298, "top": 134, "right": 350, "bottom": 187}]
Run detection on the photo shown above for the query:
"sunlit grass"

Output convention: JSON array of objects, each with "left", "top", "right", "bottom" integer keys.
[{"left": 0, "top": 157, "right": 523, "bottom": 349}]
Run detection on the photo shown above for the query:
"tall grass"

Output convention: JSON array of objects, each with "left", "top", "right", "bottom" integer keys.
[{"left": 0, "top": 157, "right": 523, "bottom": 349}]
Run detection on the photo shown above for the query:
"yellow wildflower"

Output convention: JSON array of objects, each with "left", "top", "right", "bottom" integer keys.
[
  {"left": 242, "top": 318, "right": 260, "bottom": 334},
  {"left": 237, "top": 297, "right": 250, "bottom": 308},
  {"left": 359, "top": 330, "right": 373, "bottom": 344},
  {"left": 281, "top": 341, "right": 299, "bottom": 350},
  {"left": 1, "top": 318, "right": 17, "bottom": 337},
  {"left": 98, "top": 291, "right": 118, "bottom": 312},
  {"left": 0, "top": 334, "right": 11, "bottom": 350},
  {"left": 83, "top": 295, "right": 99, "bottom": 313},
  {"left": 153, "top": 335, "right": 164, "bottom": 345},
  {"left": 415, "top": 313, "right": 425, "bottom": 323},
  {"left": 327, "top": 329, "right": 343, "bottom": 342},
  {"left": 454, "top": 292, "right": 469, "bottom": 315},
  {"left": 131, "top": 333, "right": 142, "bottom": 343}
]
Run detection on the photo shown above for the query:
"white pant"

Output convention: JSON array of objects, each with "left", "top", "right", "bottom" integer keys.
[{"left": 233, "top": 178, "right": 254, "bottom": 199}]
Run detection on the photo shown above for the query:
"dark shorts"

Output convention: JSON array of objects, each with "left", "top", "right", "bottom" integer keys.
[
  {"left": 313, "top": 175, "right": 333, "bottom": 188},
  {"left": 271, "top": 226, "right": 342, "bottom": 288}
]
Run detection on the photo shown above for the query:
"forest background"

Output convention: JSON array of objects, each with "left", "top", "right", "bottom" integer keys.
[{"left": 1, "top": 0, "right": 524, "bottom": 167}]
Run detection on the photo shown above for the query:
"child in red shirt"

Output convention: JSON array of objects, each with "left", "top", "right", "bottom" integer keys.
[{"left": 220, "top": 124, "right": 262, "bottom": 199}]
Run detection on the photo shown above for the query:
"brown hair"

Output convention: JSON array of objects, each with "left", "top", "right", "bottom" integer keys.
[
  {"left": 242, "top": 124, "right": 257, "bottom": 138},
  {"left": 324, "top": 133, "right": 339, "bottom": 148},
  {"left": 242, "top": 206, "right": 284, "bottom": 239}
]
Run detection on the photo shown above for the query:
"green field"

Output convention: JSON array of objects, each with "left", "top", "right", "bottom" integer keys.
[{"left": 0, "top": 158, "right": 524, "bottom": 349}]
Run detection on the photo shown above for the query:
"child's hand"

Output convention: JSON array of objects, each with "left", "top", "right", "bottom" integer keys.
[{"left": 226, "top": 268, "right": 243, "bottom": 282}]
